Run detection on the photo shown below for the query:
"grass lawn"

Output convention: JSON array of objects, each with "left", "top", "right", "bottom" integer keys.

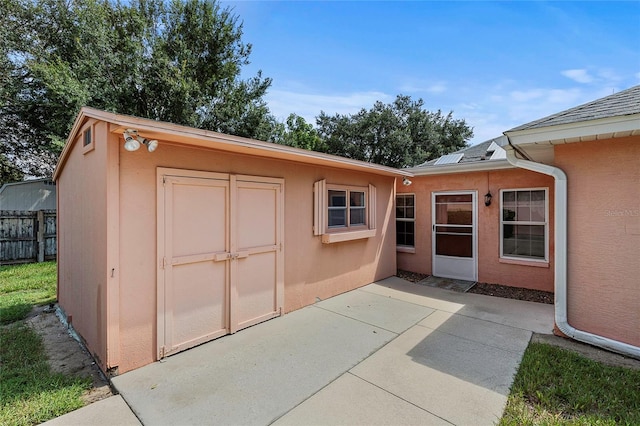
[
  {"left": 0, "top": 261, "right": 90, "bottom": 425},
  {"left": 501, "top": 342, "right": 640, "bottom": 425},
  {"left": 0, "top": 261, "right": 57, "bottom": 324}
]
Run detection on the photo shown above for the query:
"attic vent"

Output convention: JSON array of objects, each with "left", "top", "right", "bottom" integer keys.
[
  {"left": 486, "top": 141, "right": 506, "bottom": 160},
  {"left": 434, "top": 153, "right": 464, "bottom": 165}
]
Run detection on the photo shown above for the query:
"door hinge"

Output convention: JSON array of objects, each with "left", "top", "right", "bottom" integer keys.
[
  {"left": 159, "top": 346, "right": 166, "bottom": 359},
  {"left": 162, "top": 257, "right": 167, "bottom": 269},
  {"left": 279, "top": 242, "right": 283, "bottom": 251}
]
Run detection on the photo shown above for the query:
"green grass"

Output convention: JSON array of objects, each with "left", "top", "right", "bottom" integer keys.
[
  {"left": 0, "top": 261, "right": 57, "bottom": 324},
  {"left": 0, "top": 323, "right": 91, "bottom": 426},
  {"left": 501, "top": 342, "right": 640, "bottom": 425}
]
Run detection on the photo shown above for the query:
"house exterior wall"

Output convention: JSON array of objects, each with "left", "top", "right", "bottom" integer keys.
[
  {"left": 116, "top": 140, "right": 397, "bottom": 372},
  {"left": 554, "top": 136, "right": 640, "bottom": 347},
  {"left": 396, "top": 168, "right": 555, "bottom": 292},
  {"left": 56, "top": 119, "right": 110, "bottom": 370}
]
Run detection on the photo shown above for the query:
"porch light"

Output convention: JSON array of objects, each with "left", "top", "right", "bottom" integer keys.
[
  {"left": 402, "top": 177, "right": 412, "bottom": 186},
  {"left": 484, "top": 191, "right": 493, "bottom": 206}
]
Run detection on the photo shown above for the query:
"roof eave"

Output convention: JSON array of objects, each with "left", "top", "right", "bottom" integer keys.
[
  {"left": 406, "top": 159, "right": 513, "bottom": 176},
  {"left": 504, "top": 113, "right": 640, "bottom": 146}
]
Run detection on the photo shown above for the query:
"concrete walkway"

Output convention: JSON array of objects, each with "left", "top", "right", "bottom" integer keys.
[{"left": 48, "top": 277, "right": 554, "bottom": 425}]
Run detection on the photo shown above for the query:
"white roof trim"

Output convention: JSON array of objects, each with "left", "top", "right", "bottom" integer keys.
[
  {"left": 504, "top": 114, "right": 640, "bottom": 146},
  {"left": 407, "top": 159, "right": 514, "bottom": 176}
]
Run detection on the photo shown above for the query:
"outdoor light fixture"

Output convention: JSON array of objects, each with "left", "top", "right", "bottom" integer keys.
[
  {"left": 484, "top": 191, "right": 493, "bottom": 206},
  {"left": 122, "top": 129, "right": 159, "bottom": 152},
  {"left": 137, "top": 136, "right": 159, "bottom": 152},
  {"left": 123, "top": 129, "right": 141, "bottom": 151},
  {"left": 402, "top": 177, "right": 412, "bottom": 186}
]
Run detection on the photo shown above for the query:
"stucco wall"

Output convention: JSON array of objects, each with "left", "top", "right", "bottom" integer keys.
[
  {"left": 396, "top": 168, "right": 555, "bottom": 292},
  {"left": 56, "top": 119, "right": 109, "bottom": 370},
  {"left": 116, "top": 141, "right": 397, "bottom": 372},
  {"left": 554, "top": 136, "right": 639, "bottom": 347}
]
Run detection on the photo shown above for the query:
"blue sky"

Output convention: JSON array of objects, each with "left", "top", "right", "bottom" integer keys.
[{"left": 222, "top": 1, "right": 640, "bottom": 145}]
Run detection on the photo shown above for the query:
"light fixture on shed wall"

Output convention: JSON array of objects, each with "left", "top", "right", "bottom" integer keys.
[{"left": 123, "top": 129, "right": 158, "bottom": 152}]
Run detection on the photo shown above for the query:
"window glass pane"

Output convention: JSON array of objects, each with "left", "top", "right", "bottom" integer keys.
[
  {"left": 436, "top": 194, "right": 472, "bottom": 203},
  {"left": 350, "top": 207, "right": 365, "bottom": 225},
  {"left": 530, "top": 190, "right": 546, "bottom": 222},
  {"left": 503, "top": 191, "right": 515, "bottom": 203},
  {"left": 396, "top": 221, "right": 415, "bottom": 247},
  {"left": 396, "top": 206, "right": 405, "bottom": 219},
  {"left": 328, "top": 209, "right": 346, "bottom": 227},
  {"left": 84, "top": 129, "right": 92, "bottom": 146},
  {"left": 350, "top": 191, "right": 365, "bottom": 207},
  {"left": 329, "top": 190, "right": 346, "bottom": 207},
  {"left": 502, "top": 224, "right": 545, "bottom": 259},
  {"left": 396, "top": 195, "right": 405, "bottom": 208},
  {"left": 405, "top": 206, "right": 414, "bottom": 219}
]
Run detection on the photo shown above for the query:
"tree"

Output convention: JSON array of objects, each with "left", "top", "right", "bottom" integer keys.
[
  {"left": 271, "top": 113, "right": 326, "bottom": 151},
  {"left": 316, "top": 95, "right": 473, "bottom": 168},
  {"left": 0, "top": 0, "right": 274, "bottom": 177}
]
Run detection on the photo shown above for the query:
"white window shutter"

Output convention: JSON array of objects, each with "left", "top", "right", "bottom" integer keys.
[
  {"left": 368, "top": 184, "right": 376, "bottom": 230},
  {"left": 313, "top": 179, "right": 327, "bottom": 235}
]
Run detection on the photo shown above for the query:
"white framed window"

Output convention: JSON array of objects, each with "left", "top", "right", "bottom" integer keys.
[
  {"left": 396, "top": 194, "right": 415, "bottom": 248},
  {"left": 82, "top": 124, "right": 95, "bottom": 154},
  {"left": 500, "top": 188, "right": 548, "bottom": 261},
  {"left": 314, "top": 180, "right": 376, "bottom": 243}
]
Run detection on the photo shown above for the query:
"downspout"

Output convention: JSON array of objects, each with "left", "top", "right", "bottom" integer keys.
[{"left": 504, "top": 136, "right": 640, "bottom": 359}]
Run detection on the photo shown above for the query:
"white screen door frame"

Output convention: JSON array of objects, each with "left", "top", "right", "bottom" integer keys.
[{"left": 432, "top": 191, "right": 478, "bottom": 281}]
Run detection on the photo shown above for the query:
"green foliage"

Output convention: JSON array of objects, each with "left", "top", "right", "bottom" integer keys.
[
  {"left": 500, "top": 342, "right": 640, "bottom": 425},
  {"left": 271, "top": 113, "right": 326, "bottom": 151},
  {"left": 315, "top": 95, "right": 473, "bottom": 168},
  {"left": 0, "top": 261, "right": 57, "bottom": 324},
  {"left": 0, "top": 323, "right": 90, "bottom": 425},
  {"left": 1, "top": 0, "right": 273, "bottom": 177}
]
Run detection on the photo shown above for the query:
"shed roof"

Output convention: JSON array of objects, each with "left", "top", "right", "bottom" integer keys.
[{"left": 54, "top": 107, "right": 411, "bottom": 180}]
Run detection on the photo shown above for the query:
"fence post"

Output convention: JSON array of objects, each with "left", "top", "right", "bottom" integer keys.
[{"left": 37, "top": 210, "right": 45, "bottom": 263}]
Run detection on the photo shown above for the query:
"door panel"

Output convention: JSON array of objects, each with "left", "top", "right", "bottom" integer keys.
[
  {"left": 162, "top": 176, "right": 229, "bottom": 356},
  {"left": 234, "top": 181, "right": 281, "bottom": 332},
  {"left": 432, "top": 192, "right": 477, "bottom": 281}
]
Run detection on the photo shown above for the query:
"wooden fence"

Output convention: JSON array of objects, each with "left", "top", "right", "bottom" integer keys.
[{"left": 0, "top": 210, "right": 57, "bottom": 265}]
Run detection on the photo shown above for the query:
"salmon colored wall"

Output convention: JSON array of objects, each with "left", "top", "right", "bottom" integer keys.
[
  {"left": 57, "top": 119, "right": 109, "bottom": 370},
  {"left": 554, "top": 136, "right": 640, "bottom": 347},
  {"left": 116, "top": 141, "right": 397, "bottom": 372},
  {"left": 396, "top": 168, "right": 555, "bottom": 292}
]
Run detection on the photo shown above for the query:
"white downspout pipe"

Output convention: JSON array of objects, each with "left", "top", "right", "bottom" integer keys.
[{"left": 504, "top": 142, "right": 640, "bottom": 359}]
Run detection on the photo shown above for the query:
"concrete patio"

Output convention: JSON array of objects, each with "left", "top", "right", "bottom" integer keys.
[{"left": 46, "top": 276, "right": 554, "bottom": 425}]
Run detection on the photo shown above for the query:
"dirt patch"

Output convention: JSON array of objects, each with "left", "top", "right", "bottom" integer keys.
[
  {"left": 396, "top": 270, "right": 429, "bottom": 283},
  {"left": 26, "top": 305, "right": 113, "bottom": 404},
  {"left": 467, "top": 282, "right": 554, "bottom": 304}
]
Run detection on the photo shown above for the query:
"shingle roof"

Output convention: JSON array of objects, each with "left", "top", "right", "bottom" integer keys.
[
  {"left": 508, "top": 85, "right": 640, "bottom": 132},
  {"left": 417, "top": 136, "right": 505, "bottom": 167}
]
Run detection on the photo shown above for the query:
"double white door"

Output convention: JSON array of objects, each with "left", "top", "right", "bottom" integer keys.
[{"left": 157, "top": 168, "right": 284, "bottom": 358}]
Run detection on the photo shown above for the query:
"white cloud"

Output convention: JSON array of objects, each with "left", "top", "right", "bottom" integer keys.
[
  {"left": 398, "top": 80, "right": 447, "bottom": 94},
  {"left": 265, "top": 88, "right": 393, "bottom": 124},
  {"left": 561, "top": 69, "right": 595, "bottom": 84}
]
